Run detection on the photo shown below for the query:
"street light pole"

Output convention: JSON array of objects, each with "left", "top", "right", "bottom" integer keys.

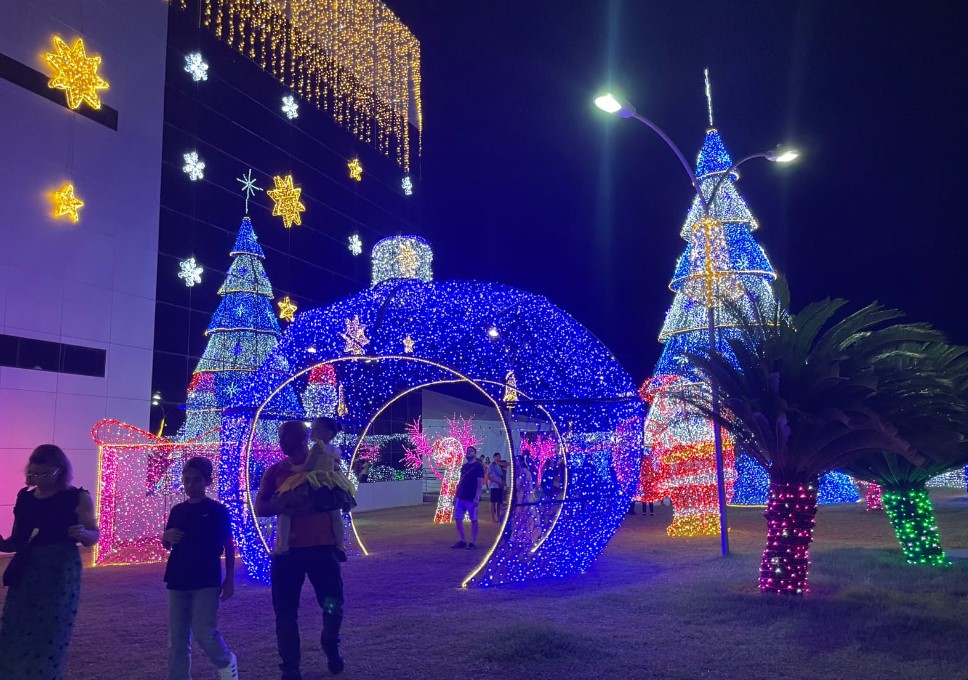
[{"left": 594, "top": 91, "right": 797, "bottom": 557}]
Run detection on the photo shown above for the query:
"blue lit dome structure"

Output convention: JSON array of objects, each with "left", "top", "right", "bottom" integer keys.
[{"left": 221, "top": 236, "right": 644, "bottom": 587}]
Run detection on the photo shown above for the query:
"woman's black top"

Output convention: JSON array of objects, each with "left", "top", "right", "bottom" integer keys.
[{"left": 7, "top": 487, "right": 84, "bottom": 549}]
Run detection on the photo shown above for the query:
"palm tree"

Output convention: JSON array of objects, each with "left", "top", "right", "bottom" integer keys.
[
  {"left": 678, "top": 285, "right": 945, "bottom": 595},
  {"left": 840, "top": 343, "right": 968, "bottom": 566}
]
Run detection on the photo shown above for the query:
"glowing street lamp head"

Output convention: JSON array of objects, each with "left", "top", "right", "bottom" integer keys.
[
  {"left": 767, "top": 147, "right": 800, "bottom": 164},
  {"left": 594, "top": 92, "right": 636, "bottom": 118}
]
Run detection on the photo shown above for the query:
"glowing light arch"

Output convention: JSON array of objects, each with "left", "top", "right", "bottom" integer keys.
[{"left": 223, "top": 277, "right": 644, "bottom": 587}]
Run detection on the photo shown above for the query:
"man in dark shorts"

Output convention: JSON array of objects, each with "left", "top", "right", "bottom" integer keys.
[
  {"left": 451, "top": 445, "right": 484, "bottom": 549},
  {"left": 487, "top": 452, "right": 507, "bottom": 523},
  {"left": 255, "top": 420, "right": 345, "bottom": 679}
]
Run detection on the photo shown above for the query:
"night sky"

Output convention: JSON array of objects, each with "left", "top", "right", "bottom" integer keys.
[{"left": 388, "top": 0, "right": 968, "bottom": 382}]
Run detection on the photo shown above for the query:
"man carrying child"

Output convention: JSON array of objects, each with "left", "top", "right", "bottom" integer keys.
[{"left": 255, "top": 419, "right": 349, "bottom": 679}]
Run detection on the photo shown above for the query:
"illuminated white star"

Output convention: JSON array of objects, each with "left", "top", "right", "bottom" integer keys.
[
  {"left": 401, "top": 176, "right": 413, "bottom": 196},
  {"left": 236, "top": 169, "right": 263, "bottom": 213},
  {"left": 282, "top": 94, "right": 299, "bottom": 120},
  {"left": 348, "top": 234, "right": 363, "bottom": 256},
  {"left": 184, "top": 53, "right": 209, "bottom": 82},
  {"left": 182, "top": 152, "right": 205, "bottom": 181},
  {"left": 178, "top": 258, "right": 203, "bottom": 287}
]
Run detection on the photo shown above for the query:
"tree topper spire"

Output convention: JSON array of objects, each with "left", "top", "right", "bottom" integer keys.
[
  {"left": 704, "top": 68, "right": 714, "bottom": 128},
  {"left": 237, "top": 168, "right": 263, "bottom": 214}
]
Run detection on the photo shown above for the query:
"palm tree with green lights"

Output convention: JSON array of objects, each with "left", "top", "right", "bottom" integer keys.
[
  {"left": 678, "top": 284, "right": 955, "bottom": 594},
  {"left": 840, "top": 343, "right": 968, "bottom": 566}
]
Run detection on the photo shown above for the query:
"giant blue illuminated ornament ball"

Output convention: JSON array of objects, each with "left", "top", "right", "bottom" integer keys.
[{"left": 219, "top": 235, "right": 644, "bottom": 587}]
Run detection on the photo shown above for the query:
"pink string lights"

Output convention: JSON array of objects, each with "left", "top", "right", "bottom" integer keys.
[
  {"left": 760, "top": 481, "right": 818, "bottom": 595},
  {"left": 92, "top": 419, "right": 220, "bottom": 566},
  {"left": 402, "top": 416, "right": 481, "bottom": 523},
  {"left": 862, "top": 482, "right": 883, "bottom": 511}
]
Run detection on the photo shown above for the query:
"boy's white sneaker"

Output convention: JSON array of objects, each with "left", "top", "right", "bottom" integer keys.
[{"left": 218, "top": 652, "right": 239, "bottom": 680}]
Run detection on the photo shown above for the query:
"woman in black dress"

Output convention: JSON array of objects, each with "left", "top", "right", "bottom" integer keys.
[{"left": 0, "top": 444, "right": 99, "bottom": 678}]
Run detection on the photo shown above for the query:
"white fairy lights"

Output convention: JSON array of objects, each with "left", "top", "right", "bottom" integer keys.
[
  {"left": 182, "top": 152, "right": 205, "bottom": 181},
  {"left": 178, "top": 257, "right": 203, "bottom": 287},
  {"left": 282, "top": 94, "right": 299, "bottom": 119},
  {"left": 184, "top": 52, "right": 209, "bottom": 82},
  {"left": 348, "top": 234, "right": 363, "bottom": 256},
  {"left": 370, "top": 235, "right": 433, "bottom": 286}
]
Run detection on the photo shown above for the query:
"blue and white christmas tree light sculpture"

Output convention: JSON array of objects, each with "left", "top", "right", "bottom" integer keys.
[
  {"left": 639, "top": 126, "right": 780, "bottom": 535},
  {"left": 639, "top": 127, "right": 859, "bottom": 513}
]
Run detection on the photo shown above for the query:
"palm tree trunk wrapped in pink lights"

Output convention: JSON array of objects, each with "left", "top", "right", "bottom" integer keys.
[
  {"left": 760, "top": 480, "right": 818, "bottom": 595},
  {"left": 862, "top": 482, "right": 883, "bottom": 511}
]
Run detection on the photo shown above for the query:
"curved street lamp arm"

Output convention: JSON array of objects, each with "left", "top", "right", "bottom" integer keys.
[
  {"left": 706, "top": 152, "right": 770, "bottom": 216},
  {"left": 629, "top": 112, "right": 707, "bottom": 213}
]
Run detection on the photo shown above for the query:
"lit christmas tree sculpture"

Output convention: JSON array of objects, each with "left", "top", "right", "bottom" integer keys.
[
  {"left": 639, "top": 127, "right": 779, "bottom": 536},
  {"left": 194, "top": 215, "right": 298, "bottom": 411}
]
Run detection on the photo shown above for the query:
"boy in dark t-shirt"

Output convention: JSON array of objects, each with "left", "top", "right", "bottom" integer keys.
[
  {"left": 452, "top": 446, "right": 485, "bottom": 549},
  {"left": 163, "top": 457, "right": 238, "bottom": 680}
]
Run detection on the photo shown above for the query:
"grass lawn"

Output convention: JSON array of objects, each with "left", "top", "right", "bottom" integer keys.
[{"left": 9, "top": 490, "right": 968, "bottom": 680}]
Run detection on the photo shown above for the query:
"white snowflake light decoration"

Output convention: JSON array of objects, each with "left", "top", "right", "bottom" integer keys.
[
  {"left": 178, "top": 257, "right": 203, "bottom": 287},
  {"left": 401, "top": 176, "right": 413, "bottom": 196},
  {"left": 282, "top": 94, "right": 299, "bottom": 120},
  {"left": 348, "top": 234, "right": 363, "bottom": 256},
  {"left": 182, "top": 152, "right": 205, "bottom": 181},
  {"left": 184, "top": 53, "right": 209, "bottom": 82}
]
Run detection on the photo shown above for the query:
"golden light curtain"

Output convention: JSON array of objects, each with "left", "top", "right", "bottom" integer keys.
[{"left": 202, "top": 0, "right": 422, "bottom": 171}]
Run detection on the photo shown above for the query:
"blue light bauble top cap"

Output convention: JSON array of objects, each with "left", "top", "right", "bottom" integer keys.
[
  {"left": 230, "top": 216, "right": 266, "bottom": 259},
  {"left": 371, "top": 235, "right": 433, "bottom": 286},
  {"left": 695, "top": 128, "right": 734, "bottom": 179}
]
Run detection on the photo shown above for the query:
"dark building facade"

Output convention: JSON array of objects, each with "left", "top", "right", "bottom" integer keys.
[{"left": 152, "top": 1, "right": 423, "bottom": 433}]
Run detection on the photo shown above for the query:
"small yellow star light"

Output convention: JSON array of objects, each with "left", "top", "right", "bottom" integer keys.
[
  {"left": 45, "top": 36, "right": 109, "bottom": 110},
  {"left": 402, "top": 335, "right": 415, "bottom": 354},
  {"left": 341, "top": 315, "right": 369, "bottom": 355},
  {"left": 348, "top": 158, "right": 363, "bottom": 181},
  {"left": 51, "top": 184, "right": 84, "bottom": 222},
  {"left": 277, "top": 296, "right": 298, "bottom": 322},
  {"left": 397, "top": 242, "right": 419, "bottom": 278},
  {"left": 267, "top": 174, "right": 306, "bottom": 228}
]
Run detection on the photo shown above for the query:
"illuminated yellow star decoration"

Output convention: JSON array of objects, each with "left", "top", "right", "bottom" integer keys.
[
  {"left": 45, "top": 36, "right": 109, "bottom": 110},
  {"left": 277, "top": 296, "right": 298, "bottom": 322},
  {"left": 267, "top": 174, "right": 306, "bottom": 228},
  {"left": 347, "top": 158, "right": 363, "bottom": 181},
  {"left": 341, "top": 315, "right": 369, "bottom": 355},
  {"left": 402, "top": 335, "right": 415, "bottom": 354},
  {"left": 51, "top": 184, "right": 84, "bottom": 222},
  {"left": 397, "top": 242, "right": 419, "bottom": 278}
]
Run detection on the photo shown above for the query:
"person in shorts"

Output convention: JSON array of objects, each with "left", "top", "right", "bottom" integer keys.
[
  {"left": 487, "top": 453, "right": 507, "bottom": 523},
  {"left": 451, "top": 446, "right": 484, "bottom": 549}
]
